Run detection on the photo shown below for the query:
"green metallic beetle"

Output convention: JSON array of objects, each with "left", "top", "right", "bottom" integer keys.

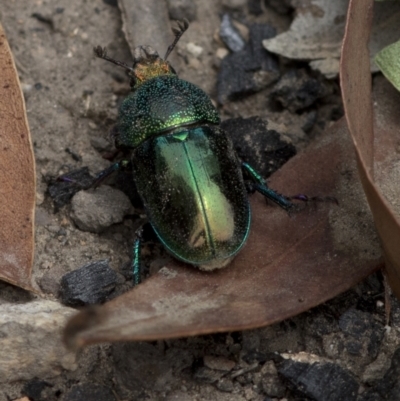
[{"left": 91, "top": 21, "right": 298, "bottom": 285}]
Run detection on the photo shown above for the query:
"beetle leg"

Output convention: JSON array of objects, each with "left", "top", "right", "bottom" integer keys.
[
  {"left": 241, "top": 162, "right": 294, "bottom": 212},
  {"left": 57, "top": 167, "right": 93, "bottom": 189},
  {"left": 91, "top": 160, "right": 131, "bottom": 188},
  {"left": 57, "top": 160, "right": 131, "bottom": 189},
  {"left": 132, "top": 227, "right": 143, "bottom": 286},
  {"left": 242, "top": 162, "right": 338, "bottom": 211}
]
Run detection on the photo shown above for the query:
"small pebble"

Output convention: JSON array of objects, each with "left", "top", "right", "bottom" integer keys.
[
  {"left": 90, "top": 136, "right": 111, "bottom": 152},
  {"left": 216, "top": 377, "right": 234, "bottom": 392},
  {"left": 193, "top": 366, "right": 224, "bottom": 384},
  {"left": 216, "top": 47, "right": 229, "bottom": 60},
  {"left": 186, "top": 42, "right": 203, "bottom": 58},
  {"left": 20, "top": 82, "right": 33, "bottom": 94},
  {"left": 219, "top": 14, "right": 246, "bottom": 52},
  {"left": 203, "top": 355, "right": 236, "bottom": 371},
  {"left": 71, "top": 185, "right": 132, "bottom": 233}
]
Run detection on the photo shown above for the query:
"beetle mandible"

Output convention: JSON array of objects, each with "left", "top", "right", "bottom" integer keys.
[{"left": 88, "top": 20, "right": 312, "bottom": 285}]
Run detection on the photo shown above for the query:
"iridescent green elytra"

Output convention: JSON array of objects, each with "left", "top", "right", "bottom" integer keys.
[
  {"left": 92, "top": 21, "right": 295, "bottom": 284},
  {"left": 132, "top": 125, "right": 250, "bottom": 269}
]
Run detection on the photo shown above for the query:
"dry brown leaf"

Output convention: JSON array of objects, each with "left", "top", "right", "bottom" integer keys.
[
  {"left": 0, "top": 22, "right": 36, "bottom": 291},
  {"left": 262, "top": 0, "right": 400, "bottom": 78},
  {"left": 340, "top": 0, "right": 400, "bottom": 298},
  {"left": 64, "top": 118, "right": 381, "bottom": 348}
]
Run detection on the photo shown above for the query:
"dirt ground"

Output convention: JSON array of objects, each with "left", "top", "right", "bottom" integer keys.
[{"left": 1, "top": 0, "right": 400, "bottom": 400}]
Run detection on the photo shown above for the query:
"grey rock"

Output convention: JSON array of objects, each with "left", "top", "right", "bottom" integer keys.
[
  {"left": 71, "top": 185, "right": 132, "bottom": 233},
  {"left": 0, "top": 300, "right": 76, "bottom": 383}
]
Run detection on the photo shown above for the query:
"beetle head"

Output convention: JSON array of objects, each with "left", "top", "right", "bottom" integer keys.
[{"left": 128, "top": 45, "right": 175, "bottom": 88}]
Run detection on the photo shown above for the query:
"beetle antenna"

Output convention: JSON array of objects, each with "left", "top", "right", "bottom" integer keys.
[
  {"left": 93, "top": 46, "right": 134, "bottom": 73},
  {"left": 164, "top": 19, "right": 189, "bottom": 60}
]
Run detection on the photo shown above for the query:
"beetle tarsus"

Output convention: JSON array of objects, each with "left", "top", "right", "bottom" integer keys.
[
  {"left": 171, "top": 18, "right": 189, "bottom": 36},
  {"left": 93, "top": 45, "right": 106, "bottom": 59},
  {"left": 290, "top": 194, "right": 339, "bottom": 206}
]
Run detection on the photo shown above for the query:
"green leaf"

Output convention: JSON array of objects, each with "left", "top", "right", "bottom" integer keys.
[{"left": 375, "top": 40, "right": 400, "bottom": 91}]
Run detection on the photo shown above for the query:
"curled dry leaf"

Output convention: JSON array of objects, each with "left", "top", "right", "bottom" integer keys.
[
  {"left": 0, "top": 23, "right": 36, "bottom": 291},
  {"left": 262, "top": 0, "right": 400, "bottom": 78},
  {"left": 263, "top": 0, "right": 347, "bottom": 78},
  {"left": 340, "top": 0, "right": 400, "bottom": 298},
  {"left": 64, "top": 118, "right": 381, "bottom": 348}
]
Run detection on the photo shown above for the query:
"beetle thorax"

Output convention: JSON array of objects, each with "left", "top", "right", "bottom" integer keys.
[{"left": 130, "top": 45, "right": 175, "bottom": 88}]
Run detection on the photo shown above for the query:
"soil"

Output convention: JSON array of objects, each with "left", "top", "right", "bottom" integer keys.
[{"left": 1, "top": 1, "right": 399, "bottom": 400}]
